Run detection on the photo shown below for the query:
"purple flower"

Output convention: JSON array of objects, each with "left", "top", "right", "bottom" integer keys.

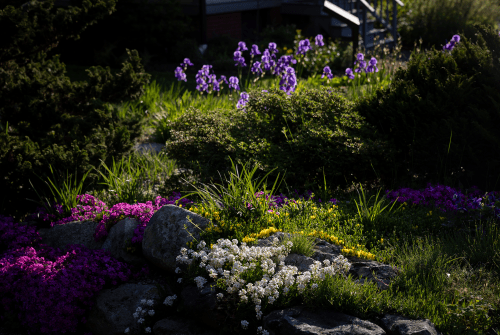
[
  {"left": 181, "top": 58, "right": 194, "bottom": 70},
  {"left": 279, "top": 66, "right": 297, "bottom": 95},
  {"left": 268, "top": 42, "right": 278, "bottom": 57},
  {"left": 251, "top": 61, "right": 263, "bottom": 75},
  {"left": 345, "top": 68, "right": 355, "bottom": 80},
  {"left": 237, "top": 41, "right": 248, "bottom": 52},
  {"left": 357, "top": 53, "right": 364, "bottom": 61},
  {"left": 273, "top": 55, "right": 296, "bottom": 76},
  {"left": 174, "top": 67, "right": 187, "bottom": 82},
  {"left": 321, "top": 66, "right": 333, "bottom": 80},
  {"left": 366, "top": 57, "right": 379, "bottom": 73},
  {"left": 228, "top": 76, "right": 240, "bottom": 91},
  {"left": 233, "top": 51, "right": 247, "bottom": 67},
  {"left": 315, "top": 34, "right": 324, "bottom": 47},
  {"left": 250, "top": 44, "right": 261, "bottom": 56},
  {"left": 195, "top": 65, "right": 214, "bottom": 93},
  {"left": 443, "top": 34, "right": 461, "bottom": 51},
  {"left": 297, "top": 39, "right": 311, "bottom": 55},
  {"left": 354, "top": 60, "right": 367, "bottom": 73},
  {"left": 236, "top": 91, "right": 249, "bottom": 109}
]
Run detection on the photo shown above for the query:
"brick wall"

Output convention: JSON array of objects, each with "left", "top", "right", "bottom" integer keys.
[{"left": 206, "top": 12, "right": 242, "bottom": 40}]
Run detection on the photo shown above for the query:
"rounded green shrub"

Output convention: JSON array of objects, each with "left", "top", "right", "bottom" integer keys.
[
  {"left": 355, "top": 24, "right": 500, "bottom": 191},
  {"left": 164, "top": 87, "right": 395, "bottom": 191}
]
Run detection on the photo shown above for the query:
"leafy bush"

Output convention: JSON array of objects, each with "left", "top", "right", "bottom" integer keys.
[
  {"left": 398, "top": 0, "right": 500, "bottom": 49},
  {"left": 355, "top": 24, "right": 500, "bottom": 191},
  {"left": 0, "top": 0, "right": 151, "bottom": 221},
  {"left": 164, "top": 87, "right": 395, "bottom": 192}
]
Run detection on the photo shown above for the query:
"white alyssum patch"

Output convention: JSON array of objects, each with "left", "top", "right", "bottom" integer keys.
[{"left": 176, "top": 236, "right": 351, "bottom": 320}]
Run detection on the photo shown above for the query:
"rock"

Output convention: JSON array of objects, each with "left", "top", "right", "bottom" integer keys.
[
  {"left": 262, "top": 306, "right": 386, "bottom": 335},
  {"left": 153, "top": 316, "right": 218, "bottom": 335},
  {"left": 31, "top": 220, "right": 105, "bottom": 252},
  {"left": 180, "top": 284, "right": 221, "bottom": 329},
  {"left": 142, "top": 204, "right": 210, "bottom": 274},
  {"left": 101, "top": 217, "right": 149, "bottom": 267},
  {"left": 85, "top": 282, "right": 168, "bottom": 335},
  {"left": 381, "top": 315, "right": 440, "bottom": 335},
  {"left": 257, "top": 233, "right": 401, "bottom": 291}
]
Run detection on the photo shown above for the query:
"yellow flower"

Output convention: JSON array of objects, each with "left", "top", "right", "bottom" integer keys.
[
  {"left": 380, "top": 238, "right": 384, "bottom": 243},
  {"left": 310, "top": 215, "right": 316, "bottom": 219}
]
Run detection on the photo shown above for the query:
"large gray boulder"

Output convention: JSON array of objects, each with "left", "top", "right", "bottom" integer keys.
[
  {"left": 381, "top": 315, "right": 441, "bottom": 335},
  {"left": 141, "top": 205, "right": 211, "bottom": 274},
  {"left": 263, "top": 306, "right": 386, "bottom": 335}
]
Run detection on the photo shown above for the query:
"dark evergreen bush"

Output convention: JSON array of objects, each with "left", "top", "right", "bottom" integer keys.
[
  {"left": 164, "top": 88, "right": 395, "bottom": 191},
  {"left": 0, "top": 0, "right": 151, "bottom": 221},
  {"left": 355, "top": 24, "right": 500, "bottom": 191}
]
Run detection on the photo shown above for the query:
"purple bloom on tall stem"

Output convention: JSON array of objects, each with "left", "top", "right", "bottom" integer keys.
[
  {"left": 237, "top": 91, "right": 249, "bottom": 109},
  {"left": 250, "top": 44, "right": 261, "bottom": 57},
  {"left": 268, "top": 42, "right": 278, "bottom": 55},
  {"left": 229, "top": 76, "right": 240, "bottom": 91},
  {"left": 366, "top": 57, "right": 379, "bottom": 73},
  {"left": 233, "top": 51, "right": 247, "bottom": 67},
  {"left": 356, "top": 53, "right": 364, "bottom": 61},
  {"left": 237, "top": 41, "right": 248, "bottom": 52},
  {"left": 345, "top": 68, "right": 355, "bottom": 79},
  {"left": 321, "top": 66, "right": 333, "bottom": 80},
  {"left": 443, "top": 34, "right": 461, "bottom": 51},
  {"left": 181, "top": 58, "right": 194, "bottom": 70},
  {"left": 174, "top": 67, "right": 187, "bottom": 82},
  {"left": 297, "top": 39, "right": 311, "bottom": 55},
  {"left": 251, "top": 61, "right": 263, "bottom": 75},
  {"left": 315, "top": 34, "right": 324, "bottom": 47}
]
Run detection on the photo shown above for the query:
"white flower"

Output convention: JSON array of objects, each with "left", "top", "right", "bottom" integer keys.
[
  {"left": 132, "top": 312, "right": 139, "bottom": 319},
  {"left": 194, "top": 276, "right": 207, "bottom": 289},
  {"left": 177, "top": 278, "right": 183, "bottom": 284},
  {"left": 148, "top": 310, "right": 155, "bottom": 316},
  {"left": 241, "top": 320, "right": 249, "bottom": 329},
  {"left": 145, "top": 327, "right": 151, "bottom": 333},
  {"left": 137, "top": 318, "right": 145, "bottom": 324},
  {"left": 124, "top": 328, "right": 130, "bottom": 334},
  {"left": 136, "top": 307, "right": 143, "bottom": 313},
  {"left": 163, "top": 295, "right": 177, "bottom": 306},
  {"left": 312, "top": 283, "right": 318, "bottom": 289},
  {"left": 175, "top": 267, "right": 182, "bottom": 274},
  {"left": 140, "top": 299, "right": 147, "bottom": 305},
  {"left": 217, "top": 293, "right": 224, "bottom": 300}
]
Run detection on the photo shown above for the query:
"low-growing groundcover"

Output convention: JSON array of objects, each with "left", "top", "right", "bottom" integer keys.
[{"left": 1, "top": 172, "right": 499, "bottom": 334}]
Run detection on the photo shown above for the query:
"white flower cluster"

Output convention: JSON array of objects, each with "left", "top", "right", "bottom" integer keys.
[
  {"left": 125, "top": 299, "right": 155, "bottom": 334},
  {"left": 163, "top": 295, "right": 177, "bottom": 306},
  {"left": 176, "top": 237, "right": 351, "bottom": 321}
]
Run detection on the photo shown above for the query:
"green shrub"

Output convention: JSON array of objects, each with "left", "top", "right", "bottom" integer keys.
[
  {"left": 164, "top": 87, "right": 395, "bottom": 192},
  {"left": 0, "top": 0, "right": 151, "bottom": 221},
  {"left": 355, "top": 24, "right": 500, "bottom": 191},
  {"left": 398, "top": 0, "right": 500, "bottom": 50}
]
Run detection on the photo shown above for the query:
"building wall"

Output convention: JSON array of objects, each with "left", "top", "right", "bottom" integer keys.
[{"left": 206, "top": 12, "right": 242, "bottom": 40}]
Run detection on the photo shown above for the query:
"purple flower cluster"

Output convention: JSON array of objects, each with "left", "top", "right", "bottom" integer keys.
[
  {"left": 233, "top": 50, "right": 247, "bottom": 68},
  {"left": 322, "top": 66, "right": 334, "bottom": 80},
  {"left": 443, "top": 35, "right": 460, "bottom": 51},
  {"left": 174, "top": 58, "right": 194, "bottom": 82},
  {"left": 251, "top": 61, "right": 263, "bottom": 75},
  {"left": 236, "top": 91, "right": 249, "bottom": 109},
  {"left": 315, "top": 34, "right": 325, "bottom": 47},
  {"left": 250, "top": 44, "right": 261, "bottom": 57},
  {"left": 273, "top": 55, "right": 297, "bottom": 76},
  {"left": 279, "top": 66, "right": 298, "bottom": 95},
  {"left": 296, "top": 38, "right": 312, "bottom": 55},
  {"left": 0, "top": 215, "right": 149, "bottom": 334},
  {"left": 195, "top": 65, "right": 228, "bottom": 93},
  {"left": 228, "top": 76, "right": 240, "bottom": 91},
  {"left": 385, "top": 183, "right": 500, "bottom": 222},
  {"left": 345, "top": 53, "right": 378, "bottom": 79}
]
